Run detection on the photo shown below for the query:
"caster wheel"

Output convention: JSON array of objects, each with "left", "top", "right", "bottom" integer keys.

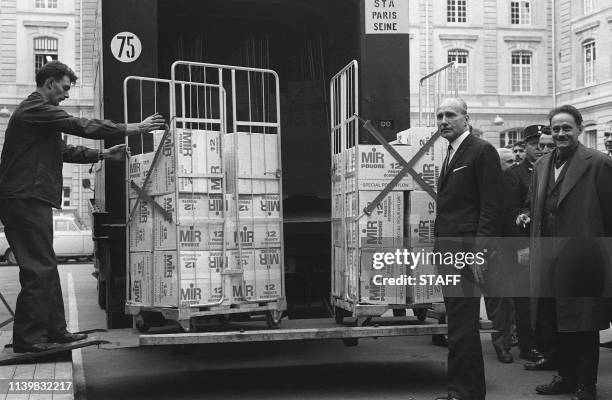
[
  {"left": 414, "top": 308, "right": 427, "bottom": 322},
  {"left": 266, "top": 311, "right": 282, "bottom": 329},
  {"left": 334, "top": 307, "right": 346, "bottom": 324},
  {"left": 393, "top": 309, "right": 407, "bottom": 317}
]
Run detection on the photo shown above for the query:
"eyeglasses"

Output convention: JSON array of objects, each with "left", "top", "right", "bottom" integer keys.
[
  {"left": 538, "top": 143, "right": 556, "bottom": 150},
  {"left": 605, "top": 132, "right": 612, "bottom": 138}
]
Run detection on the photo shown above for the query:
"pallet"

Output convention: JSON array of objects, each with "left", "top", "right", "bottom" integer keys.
[
  {"left": 125, "top": 297, "right": 287, "bottom": 332},
  {"left": 332, "top": 296, "right": 438, "bottom": 326}
]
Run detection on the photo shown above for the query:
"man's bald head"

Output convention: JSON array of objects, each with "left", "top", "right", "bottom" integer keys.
[{"left": 436, "top": 98, "right": 470, "bottom": 142}]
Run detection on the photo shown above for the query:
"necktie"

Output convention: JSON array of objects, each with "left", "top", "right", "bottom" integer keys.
[{"left": 442, "top": 144, "right": 453, "bottom": 176}]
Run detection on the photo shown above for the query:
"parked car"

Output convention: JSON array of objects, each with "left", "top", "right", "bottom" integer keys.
[{"left": 0, "top": 215, "right": 94, "bottom": 264}]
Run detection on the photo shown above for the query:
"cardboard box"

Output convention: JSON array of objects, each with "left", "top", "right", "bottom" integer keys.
[
  {"left": 396, "top": 127, "right": 446, "bottom": 193},
  {"left": 252, "top": 248, "right": 282, "bottom": 300},
  {"left": 226, "top": 220, "right": 282, "bottom": 249},
  {"left": 129, "top": 252, "right": 152, "bottom": 306},
  {"left": 359, "top": 249, "right": 407, "bottom": 305},
  {"left": 177, "top": 224, "right": 225, "bottom": 251},
  {"left": 227, "top": 250, "right": 256, "bottom": 301},
  {"left": 153, "top": 194, "right": 177, "bottom": 250},
  {"left": 128, "top": 199, "right": 153, "bottom": 252},
  {"left": 176, "top": 129, "right": 222, "bottom": 177},
  {"left": 153, "top": 251, "right": 178, "bottom": 307},
  {"left": 128, "top": 153, "right": 155, "bottom": 199},
  {"left": 253, "top": 194, "right": 281, "bottom": 219},
  {"left": 177, "top": 177, "right": 224, "bottom": 194},
  {"left": 409, "top": 247, "right": 444, "bottom": 304},
  {"left": 407, "top": 190, "right": 437, "bottom": 247},
  {"left": 152, "top": 129, "right": 176, "bottom": 195},
  {"left": 179, "top": 279, "right": 223, "bottom": 306},
  {"left": 177, "top": 193, "right": 226, "bottom": 223},
  {"left": 223, "top": 133, "right": 280, "bottom": 194},
  {"left": 179, "top": 250, "right": 223, "bottom": 281},
  {"left": 347, "top": 145, "right": 415, "bottom": 191},
  {"left": 357, "top": 191, "right": 403, "bottom": 248}
]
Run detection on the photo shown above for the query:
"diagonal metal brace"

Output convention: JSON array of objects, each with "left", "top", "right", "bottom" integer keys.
[
  {"left": 130, "top": 181, "right": 173, "bottom": 223},
  {"left": 355, "top": 115, "right": 440, "bottom": 216},
  {"left": 127, "top": 124, "right": 172, "bottom": 224}
]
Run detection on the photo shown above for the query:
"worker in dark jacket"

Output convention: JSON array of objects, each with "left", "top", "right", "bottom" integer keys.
[
  {"left": 0, "top": 61, "right": 164, "bottom": 353},
  {"left": 501, "top": 125, "right": 552, "bottom": 366}
]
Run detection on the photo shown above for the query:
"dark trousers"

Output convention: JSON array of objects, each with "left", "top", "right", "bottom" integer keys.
[
  {"left": 558, "top": 330, "right": 600, "bottom": 385},
  {"left": 0, "top": 198, "right": 67, "bottom": 346},
  {"left": 446, "top": 297, "right": 486, "bottom": 400},
  {"left": 535, "top": 298, "right": 558, "bottom": 361},
  {"left": 513, "top": 297, "right": 536, "bottom": 352},
  {"left": 484, "top": 296, "right": 513, "bottom": 351}
]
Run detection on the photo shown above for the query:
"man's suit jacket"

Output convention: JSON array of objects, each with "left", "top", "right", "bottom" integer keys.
[
  {"left": 434, "top": 133, "right": 504, "bottom": 296},
  {"left": 529, "top": 143, "right": 612, "bottom": 331}
]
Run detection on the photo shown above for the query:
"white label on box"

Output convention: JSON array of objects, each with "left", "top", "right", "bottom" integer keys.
[
  {"left": 153, "top": 194, "right": 177, "bottom": 250},
  {"left": 357, "top": 191, "right": 403, "bottom": 248},
  {"left": 153, "top": 251, "right": 178, "bottom": 307},
  {"left": 128, "top": 199, "right": 153, "bottom": 252},
  {"left": 129, "top": 252, "right": 152, "bottom": 306},
  {"left": 253, "top": 248, "right": 282, "bottom": 299},
  {"left": 180, "top": 279, "right": 223, "bottom": 306},
  {"left": 354, "top": 145, "right": 415, "bottom": 191}
]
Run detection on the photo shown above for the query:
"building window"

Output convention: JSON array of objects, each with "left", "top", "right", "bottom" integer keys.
[
  {"left": 35, "top": 0, "right": 58, "bottom": 8},
  {"left": 583, "top": 128, "right": 597, "bottom": 149},
  {"left": 583, "top": 40, "right": 596, "bottom": 85},
  {"left": 62, "top": 187, "right": 71, "bottom": 207},
  {"left": 500, "top": 129, "right": 521, "bottom": 148},
  {"left": 34, "top": 37, "right": 58, "bottom": 75},
  {"left": 511, "top": 1, "right": 531, "bottom": 25},
  {"left": 511, "top": 51, "right": 532, "bottom": 92},
  {"left": 583, "top": 0, "right": 593, "bottom": 14},
  {"left": 448, "top": 49, "right": 468, "bottom": 92},
  {"left": 447, "top": 0, "right": 467, "bottom": 23}
]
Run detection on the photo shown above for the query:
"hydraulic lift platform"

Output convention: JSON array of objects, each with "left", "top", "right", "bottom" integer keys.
[{"left": 1, "top": 318, "right": 493, "bottom": 365}]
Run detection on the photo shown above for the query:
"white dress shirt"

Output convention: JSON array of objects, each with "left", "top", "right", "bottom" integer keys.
[{"left": 447, "top": 130, "right": 471, "bottom": 164}]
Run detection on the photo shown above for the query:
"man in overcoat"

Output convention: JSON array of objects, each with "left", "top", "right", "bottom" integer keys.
[{"left": 517, "top": 105, "right": 612, "bottom": 400}]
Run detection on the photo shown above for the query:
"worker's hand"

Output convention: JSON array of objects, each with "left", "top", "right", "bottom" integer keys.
[
  {"left": 102, "top": 144, "right": 127, "bottom": 161},
  {"left": 516, "top": 213, "right": 531, "bottom": 228},
  {"left": 126, "top": 113, "right": 166, "bottom": 136}
]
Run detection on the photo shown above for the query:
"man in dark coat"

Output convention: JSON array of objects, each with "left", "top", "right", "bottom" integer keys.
[
  {"left": 0, "top": 61, "right": 164, "bottom": 353},
  {"left": 501, "top": 125, "right": 552, "bottom": 365},
  {"left": 434, "top": 98, "right": 503, "bottom": 400},
  {"left": 517, "top": 105, "right": 612, "bottom": 400}
]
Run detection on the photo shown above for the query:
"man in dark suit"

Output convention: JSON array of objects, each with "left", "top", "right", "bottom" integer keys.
[
  {"left": 605, "top": 122, "right": 612, "bottom": 158},
  {"left": 502, "top": 126, "right": 550, "bottom": 366},
  {"left": 434, "top": 98, "right": 503, "bottom": 400},
  {"left": 517, "top": 105, "right": 612, "bottom": 400}
]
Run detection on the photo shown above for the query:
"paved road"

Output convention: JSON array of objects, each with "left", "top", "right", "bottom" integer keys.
[{"left": 1, "top": 264, "right": 611, "bottom": 399}]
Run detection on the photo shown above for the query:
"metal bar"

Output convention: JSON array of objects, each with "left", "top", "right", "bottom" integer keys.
[
  {"left": 356, "top": 116, "right": 439, "bottom": 216},
  {"left": 130, "top": 181, "right": 172, "bottom": 223}
]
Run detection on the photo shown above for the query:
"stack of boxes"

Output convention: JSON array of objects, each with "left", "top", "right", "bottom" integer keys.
[
  {"left": 331, "top": 127, "right": 444, "bottom": 307},
  {"left": 127, "top": 129, "right": 283, "bottom": 309}
]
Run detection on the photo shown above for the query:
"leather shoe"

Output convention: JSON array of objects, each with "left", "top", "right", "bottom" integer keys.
[
  {"left": 13, "top": 342, "right": 60, "bottom": 354},
  {"left": 535, "top": 375, "right": 575, "bottom": 395},
  {"left": 571, "top": 384, "right": 596, "bottom": 400},
  {"left": 495, "top": 348, "right": 514, "bottom": 363},
  {"left": 520, "top": 348, "right": 544, "bottom": 362},
  {"left": 50, "top": 331, "right": 88, "bottom": 344},
  {"left": 525, "top": 357, "right": 556, "bottom": 371}
]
